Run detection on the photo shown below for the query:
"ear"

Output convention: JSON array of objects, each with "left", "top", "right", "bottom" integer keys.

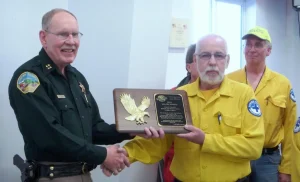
[
  {"left": 225, "top": 55, "right": 230, "bottom": 69},
  {"left": 186, "top": 63, "right": 191, "bottom": 72},
  {"left": 266, "top": 47, "right": 272, "bottom": 57},
  {"left": 39, "top": 30, "right": 47, "bottom": 48}
]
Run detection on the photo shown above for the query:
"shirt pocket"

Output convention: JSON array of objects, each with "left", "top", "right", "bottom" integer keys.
[
  {"left": 265, "top": 95, "right": 286, "bottom": 124},
  {"left": 219, "top": 113, "right": 242, "bottom": 136},
  {"left": 55, "top": 99, "right": 76, "bottom": 126}
]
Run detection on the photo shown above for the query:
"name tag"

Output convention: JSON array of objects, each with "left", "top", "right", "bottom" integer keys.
[{"left": 57, "top": 95, "right": 66, "bottom": 99}]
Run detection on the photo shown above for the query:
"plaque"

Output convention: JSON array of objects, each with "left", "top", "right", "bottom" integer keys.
[{"left": 113, "top": 88, "right": 192, "bottom": 134}]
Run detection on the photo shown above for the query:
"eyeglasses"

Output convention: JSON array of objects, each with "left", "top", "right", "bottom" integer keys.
[
  {"left": 244, "top": 42, "right": 265, "bottom": 50},
  {"left": 195, "top": 53, "right": 227, "bottom": 61},
  {"left": 45, "top": 30, "right": 83, "bottom": 40}
]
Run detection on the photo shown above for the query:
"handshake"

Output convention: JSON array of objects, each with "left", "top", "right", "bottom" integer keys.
[
  {"left": 100, "top": 145, "right": 129, "bottom": 177},
  {"left": 100, "top": 127, "right": 165, "bottom": 177}
]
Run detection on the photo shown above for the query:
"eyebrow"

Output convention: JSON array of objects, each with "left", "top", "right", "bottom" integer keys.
[{"left": 199, "top": 51, "right": 226, "bottom": 54}]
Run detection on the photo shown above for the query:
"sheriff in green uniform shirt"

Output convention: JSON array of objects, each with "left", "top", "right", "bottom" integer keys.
[
  {"left": 8, "top": 8, "right": 132, "bottom": 181},
  {"left": 9, "top": 48, "right": 132, "bottom": 163}
]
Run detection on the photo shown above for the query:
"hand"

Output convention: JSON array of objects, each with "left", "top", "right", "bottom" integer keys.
[
  {"left": 177, "top": 125, "right": 205, "bottom": 145},
  {"left": 101, "top": 147, "right": 129, "bottom": 177},
  {"left": 102, "top": 145, "right": 130, "bottom": 176},
  {"left": 117, "top": 147, "right": 128, "bottom": 157},
  {"left": 100, "top": 165, "right": 113, "bottom": 177},
  {"left": 279, "top": 173, "right": 291, "bottom": 182},
  {"left": 130, "top": 127, "right": 165, "bottom": 139}
]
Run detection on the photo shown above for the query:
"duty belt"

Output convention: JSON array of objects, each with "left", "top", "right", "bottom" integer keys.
[{"left": 35, "top": 162, "right": 96, "bottom": 179}]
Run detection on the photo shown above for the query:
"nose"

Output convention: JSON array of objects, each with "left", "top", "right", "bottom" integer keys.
[
  {"left": 65, "top": 35, "right": 76, "bottom": 44},
  {"left": 208, "top": 55, "right": 217, "bottom": 65},
  {"left": 246, "top": 45, "right": 256, "bottom": 52}
]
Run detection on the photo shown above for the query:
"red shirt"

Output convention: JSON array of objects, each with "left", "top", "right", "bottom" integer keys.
[
  {"left": 163, "top": 143, "right": 175, "bottom": 182},
  {"left": 163, "top": 87, "right": 176, "bottom": 182}
]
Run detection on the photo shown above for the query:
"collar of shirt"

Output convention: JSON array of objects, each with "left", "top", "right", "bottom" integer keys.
[
  {"left": 243, "top": 66, "right": 276, "bottom": 94},
  {"left": 183, "top": 76, "right": 234, "bottom": 98},
  {"left": 243, "top": 66, "right": 273, "bottom": 82},
  {"left": 38, "top": 48, "right": 76, "bottom": 76}
]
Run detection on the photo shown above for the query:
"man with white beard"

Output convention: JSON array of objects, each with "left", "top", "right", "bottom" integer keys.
[{"left": 101, "top": 34, "right": 265, "bottom": 182}]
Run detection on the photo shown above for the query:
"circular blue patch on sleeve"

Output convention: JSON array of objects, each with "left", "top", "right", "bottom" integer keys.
[
  {"left": 290, "top": 89, "right": 296, "bottom": 102},
  {"left": 247, "top": 99, "right": 262, "bottom": 117},
  {"left": 294, "top": 118, "right": 300, "bottom": 133}
]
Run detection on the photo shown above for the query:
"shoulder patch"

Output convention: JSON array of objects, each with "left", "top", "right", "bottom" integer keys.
[
  {"left": 17, "top": 72, "right": 40, "bottom": 94},
  {"left": 290, "top": 89, "right": 296, "bottom": 102},
  {"left": 294, "top": 118, "right": 300, "bottom": 133},
  {"left": 247, "top": 99, "right": 262, "bottom": 117}
]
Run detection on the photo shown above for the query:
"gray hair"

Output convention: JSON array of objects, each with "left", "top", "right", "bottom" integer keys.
[
  {"left": 42, "top": 8, "right": 77, "bottom": 30},
  {"left": 265, "top": 40, "right": 272, "bottom": 49},
  {"left": 195, "top": 34, "right": 228, "bottom": 54}
]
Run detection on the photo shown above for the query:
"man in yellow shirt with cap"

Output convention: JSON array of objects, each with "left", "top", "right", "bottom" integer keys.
[
  {"left": 227, "top": 26, "right": 297, "bottom": 182},
  {"left": 292, "top": 117, "right": 300, "bottom": 182},
  {"left": 101, "top": 34, "right": 265, "bottom": 182}
]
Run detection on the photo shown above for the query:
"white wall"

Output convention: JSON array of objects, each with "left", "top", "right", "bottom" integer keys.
[
  {"left": 121, "top": 1, "right": 172, "bottom": 182},
  {"left": 241, "top": 0, "right": 256, "bottom": 67},
  {"left": 0, "top": 1, "right": 68, "bottom": 181},
  {"left": 285, "top": 0, "right": 300, "bottom": 114},
  {"left": 165, "top": 0, "right": 244, "bottom": 89},
  {"left": 127, "top": 0, "right": 172, "bottom": 89},
  {"left": 165, "top": 0, "right": 212, "bottom": 89},
  {"left": 165, "top": 0, "right": 193, "bottom": 89},
  {"left": 68, "top": 0, "right": 134, "bottom": 129}
]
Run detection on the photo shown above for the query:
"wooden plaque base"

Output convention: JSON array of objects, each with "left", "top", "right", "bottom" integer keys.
[{"left": 113, "top": 88, "right": 192, "bottom": 134}]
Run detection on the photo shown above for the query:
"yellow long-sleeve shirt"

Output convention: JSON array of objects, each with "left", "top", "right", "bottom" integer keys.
[
  {"left": 227, "top": 67, "right": 297, "bottom": 174},
  {"left": 124, "top": 77, "right": 265, "bottom": 182},
  {"left": 292, "top": 117, "right": 300, "bottom": 182}
]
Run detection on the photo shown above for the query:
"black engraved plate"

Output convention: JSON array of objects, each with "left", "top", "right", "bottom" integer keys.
[{"left": 154, "top": 94, "right": 187, "bottom": 126}]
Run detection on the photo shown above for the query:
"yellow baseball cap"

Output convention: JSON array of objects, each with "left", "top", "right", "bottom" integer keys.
[{"left": 242, "top": 26, "right": 271, "bottom": 43}]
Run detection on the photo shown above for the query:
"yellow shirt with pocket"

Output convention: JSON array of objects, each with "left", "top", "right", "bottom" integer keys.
[
  {"left": 227, "top": 67, "right": 297, "bottom": 174},
  {"left": 123, "top": 77, "right": 265, "bottom": 181}
]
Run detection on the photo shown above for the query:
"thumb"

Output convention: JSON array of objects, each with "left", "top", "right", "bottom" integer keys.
[
  {"left": 184, "top": 125, "right": 197, "bottom": 132},
  {"left": 117, "top": 147, "right": 125, "bottom": 152},
  {"left": 118, "top": 147, "right": 128, "bottom": 156}
]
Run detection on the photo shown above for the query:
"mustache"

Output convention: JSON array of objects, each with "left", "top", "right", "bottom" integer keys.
[{"left": 204, "top": 67, "right": 219, "bottom": 72}]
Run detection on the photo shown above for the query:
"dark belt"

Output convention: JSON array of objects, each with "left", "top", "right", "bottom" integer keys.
[
  {"left": 174, "top": 174, "right": 250, "bottom": 182},
  {"left": 36, "top": 162, "right": 96, "bottom": 179},
  {"left": 262, "top": 146, "right": 279, "bottom": 155},
  {"left": 236, "top": 174, "right": 250, "bottom": 182}
]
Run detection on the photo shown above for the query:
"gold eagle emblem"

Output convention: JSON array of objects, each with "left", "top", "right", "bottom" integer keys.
[{"left": 120, "top": 93, "right": 150, "bottom": 124}]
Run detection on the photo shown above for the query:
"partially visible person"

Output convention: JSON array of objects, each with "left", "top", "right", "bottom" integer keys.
[
  {"left": 227, "top": 26, "right": 297, "bottom": 182},
  {"left": 292, "top": 117, "right": 300, "bottom": 182},
  {"left": 163, "top": 43, "right": 198, "bottom": 182},
  {"left": 102, "top": 34, "right": 265, "bottom": 182},
  {"left": 175, "top": 43, "right": 198, "bottom": 88}
]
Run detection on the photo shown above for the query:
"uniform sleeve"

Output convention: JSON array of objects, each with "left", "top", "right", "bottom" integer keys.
[
  {"left": 201, "top": 87, "right": 265, "bottom": 161},
  {"left": 123, "top": 135, "right": 174, "bottom": 164},
  {"left": 292, "top": 118, "right": 300, "bottom": 182},
  {"left": 9, "top": 75, "right": 107, "bottom": 165},
  {"left": 279, "top": 84, "right": 297, "bottom": 174},
  {"left": 80, "top": 75, "right": 133, "bottom": 145}
]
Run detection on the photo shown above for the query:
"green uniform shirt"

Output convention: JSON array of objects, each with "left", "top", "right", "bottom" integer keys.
[{"left": 9, "top": 48, "right": 132, "bottom": 165}]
